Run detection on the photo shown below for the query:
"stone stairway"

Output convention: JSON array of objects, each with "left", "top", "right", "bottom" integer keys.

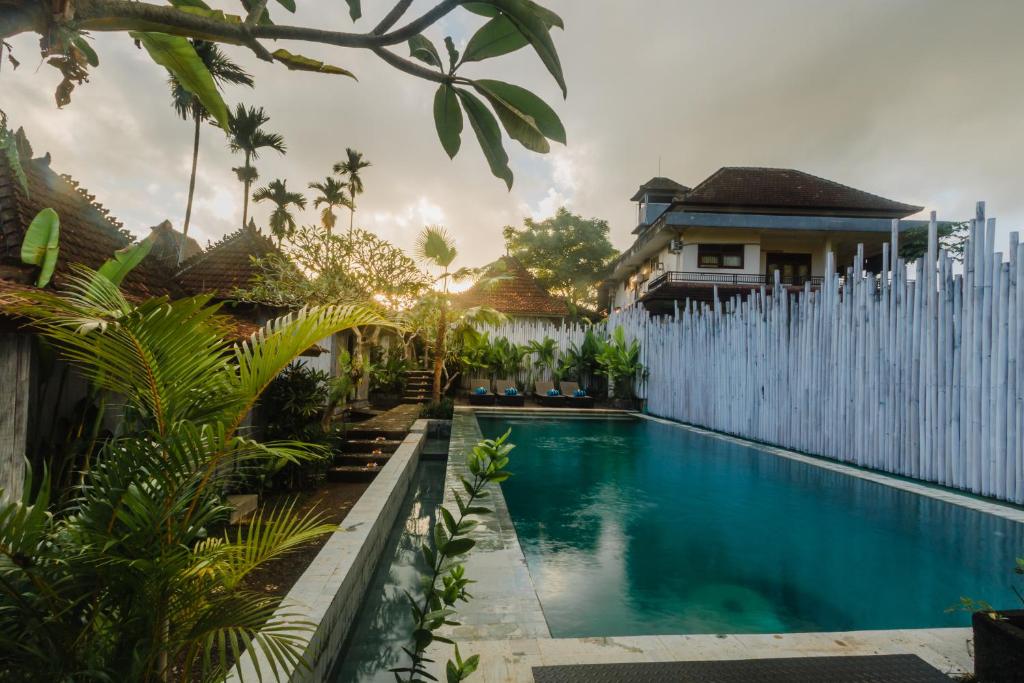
[
  {"left": 326, "top": 404, "right": 422, "bottom": 482},
  {"left": 401, "top": 369, "right": 433, "bottom": 404}
]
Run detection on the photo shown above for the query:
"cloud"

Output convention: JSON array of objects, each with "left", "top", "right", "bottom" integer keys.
[{"left": 2, "top": 0, "right": 1024, "bottom": 265}]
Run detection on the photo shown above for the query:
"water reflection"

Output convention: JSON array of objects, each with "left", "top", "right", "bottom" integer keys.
[
  {"left": 332, "top": 461, "right": 445, "bottom": 682},
  {"left": 482, "top": 417, "right": 1024, "bottom": 638}
]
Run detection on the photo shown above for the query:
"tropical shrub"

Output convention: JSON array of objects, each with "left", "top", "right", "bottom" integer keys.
[
  {"left": 368, "top": 344, "right": 410, "bottom": 396},
  {"left": 491, "top": 337, "right": 528, "bottom": 379},
  {"left": 459, "top": 329, "right": 496, "bottom": 380},
  {"left": 595, "top": 326, "right": 645, "bottom": 400},
  {"left": 0, "top": 269, "right": 393, "bottom": 681},
  {"left": 557, "top": 327, "right": 603, "bottom": 392},
  {"left": 262, "top": 361, "right": 332, "bottom": 490},
  {"left": 527, "top": 337, "right": 557, "bottom": 380},
  {"left": 421, "top": 398, "right": 455, "bottom": 420}
]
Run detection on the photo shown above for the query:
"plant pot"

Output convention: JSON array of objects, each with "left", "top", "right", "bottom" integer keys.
[
  {"left": 973, "top": 609, "right": 1024, "bottom": 682},
  {"left": 610, "top": 397, "right": 639, "bottom": 410}
]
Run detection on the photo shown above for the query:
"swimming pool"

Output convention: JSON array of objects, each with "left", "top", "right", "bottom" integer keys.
[{"left": 477, "top": 415, "right": 1024, "bottom": 638}]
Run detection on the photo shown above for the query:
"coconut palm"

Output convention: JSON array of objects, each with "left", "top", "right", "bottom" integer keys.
[
  {"left": 308, "top": 176, "right": 352, "bottom": 233},
  {"left": 252, "top": 179, "right": 306, "bottom": 246},
  {"left": 332, "top": 148, "right": 370, "bottom": 234},
  {"left": 0, "top": 268, "right": 395, "bottom": 681},
  {"left": 228, "top": 104, "right": 285, "bottom": 229},
  {"left": 169, "top": 41, "right": 253, "bottom": 265}
]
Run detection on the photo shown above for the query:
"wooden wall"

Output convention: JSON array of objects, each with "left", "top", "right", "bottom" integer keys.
[{"left": 0, "top": 333, "right": 31, "bottom": 501}]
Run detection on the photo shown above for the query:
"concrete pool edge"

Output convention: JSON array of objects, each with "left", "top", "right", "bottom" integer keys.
[
  {"left": 226, "top": 420, "right": 428, "bottom": 683},
  {"left": 637, "top": 413, "right": 1024, "bottom": 525}
]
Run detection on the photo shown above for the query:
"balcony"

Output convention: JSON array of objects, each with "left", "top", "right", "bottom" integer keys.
[{"left": 640, "top": 271, "right": 825, "bottom": 308}]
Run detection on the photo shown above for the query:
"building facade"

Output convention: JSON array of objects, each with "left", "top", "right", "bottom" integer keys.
[{"left": 607, "top": 167, "right": 925, "bottom": 313}]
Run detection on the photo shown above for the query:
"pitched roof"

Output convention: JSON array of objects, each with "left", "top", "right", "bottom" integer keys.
[
  {"left": 174, "top": 222, "right": 279, "bottom": 298},
  {"left": 677, "top": 167, "right": 922, "bottom": 218},
  {"left": 0, "top": 153, "right": 182, "bottom": 298},
  {"left": 147, "top": 219, "right": 202, "bottom": 272},
  {"left": 454, "top": 256, "right": 569, "bottom": 318},
  {"left": 630, "top": 176, "right": 691, "bottom": 202}
]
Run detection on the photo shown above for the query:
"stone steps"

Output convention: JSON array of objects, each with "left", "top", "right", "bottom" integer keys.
[{"left": 339, "top": 438, "right": 402, "bottom": 454}]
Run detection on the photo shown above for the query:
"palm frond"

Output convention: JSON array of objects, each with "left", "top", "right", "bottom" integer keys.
[{"left": 415, "top": 225, "right": 457, "bottom": 267}]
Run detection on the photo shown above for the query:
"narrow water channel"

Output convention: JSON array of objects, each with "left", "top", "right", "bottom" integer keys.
[{"left": 331, "top": 460, "right": 446, "bottom": 682}]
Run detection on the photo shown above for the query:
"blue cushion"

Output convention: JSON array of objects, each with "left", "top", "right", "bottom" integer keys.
[
  {"left": 504, "top": 387, "right": 518, "bottom": 396},
  {"left": 547, "top": 388, "right": 560, "bottom": 396},
  {"left": 573, "top": 389, "right": 586, "bottom": 397},
  {"left": 474, "top": 386, "right": 487, "bottom": 395}
]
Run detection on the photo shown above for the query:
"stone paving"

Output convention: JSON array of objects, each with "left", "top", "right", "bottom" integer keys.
[{"left": 352, "top": 402, "right": 422, "bottom": 435}]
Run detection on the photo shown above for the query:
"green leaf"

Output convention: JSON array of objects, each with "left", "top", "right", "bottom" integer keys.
[
  {"left": 470, "top": 81, "right": 548, "bottom": 153},
  {"left": 444, "top": 538, "right": 475, "bottom": 556},
  {"left": 462, "top": 3, "right": 499, "bottom": 17},
  {"left": 130, "top": 32, "right": 230, "bottom": 129},
  {"left": 20, "top": 208, "right": 59, "bottom": 288},
  {"left": 474, "top": 79, "right": 564, "bottom": 143},
  {"left": 433, "top": 84, "right": 463, "bottom": 159},
  {"left": 3, "top": 135, "right": 28, "bottom": 197},
  {"left": 408, "top": 35, "right": 442, "bottom": 69},
  {"left": 272, "top": 49, "right": 357, "bottom": 78},
  {"left": 274, "top": 0, "right": 296, "bottom": 12},
  {"left": 455, "top": 88, "right": 513, "bottom": 189},
  {"left": 72, "top": 36, "right": 99, "bottom": 67},
  {"left": 440, "top": 507, "right": 458, "bottom": 535},
  {"left": 97, "top": 234, "right": 154, "bottom": 286},
  {"left": 462, "top": 15, "right": 528, "bottom": 63},
  {"left": 444, "top": 36, "right": 460, "bottom": 72},
  {"left": 168, "top": 0, "right": 212, "bottom": 8},
  {"left": 475, "top": 0, "right": 566, "bottom": 97},
  {"left": 345, "top": 0, "right": 361, "bottom": 21}
]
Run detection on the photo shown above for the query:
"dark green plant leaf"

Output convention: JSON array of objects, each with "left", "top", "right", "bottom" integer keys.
[
  {"left": 272, "top": 49, "right": 357, "bottom": 78},
  {"left": 345, "top": 0, "right": 361, "bottom": 21},
  {"left": 408, "top": 35, "right": 442, "bottom": 69},
  {"left": 440, "top": 507, "right": 457, "bottom": 535},
  {"left": 20, "top": 208, "right": 60, "bottom": 287},
  {"left": 444, "top": 538, "right": 475, "bottom": 556},
  {"left": 130, "top": 32, "right": 230, "bottom": 129},
  {"left": 98, "top": 234, "right": 155, "bottom": 286},
  {"left": 470, "top": 81, "right": 548, "bottom": 153},
  {"left": 462, "top": 2, "right": 499, "bottom": 17},
  {"left": 462, "top": 14, "right": 528, "bottom": 63},
  {"left": 433, "top": 84, "right": 463, "bottom": 159},
  {"left": 473, "top": 81, "right": 564, "bottom": 142},
  {"left": 3, "top": 134, "right": 28, "bottom": 196},
  {"left": 72, "top": 36, "right": 99, "bottom": 67},
  {"left": 444, "top": 36, "right": 460, "bottom": 72},
  {"left": 474, "top": 0, "right": 566, "bottom": 96},
  {"left": 455, "top": 88, "right": 513, "bottom": 189},
  {"left": 274, "top": 0, "right": 296, "bottom": 12}
]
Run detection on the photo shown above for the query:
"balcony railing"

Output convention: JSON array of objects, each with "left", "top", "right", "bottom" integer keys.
[{"left": 646, "top": 271, "right": 825, "bottom": 292}]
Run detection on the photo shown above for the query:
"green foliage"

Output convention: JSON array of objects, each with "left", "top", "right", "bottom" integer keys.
[
  {"left": 503, "top": 207, "right": 618, "bottom": 308},
  {"left": 0, "top": 268, "right": 396, "bottom": 680},
  {"left": 491, "top": 336, "right": 528, "bottom": 378},
  {"left": 252, "top": 178, "right": 306, "bottom": 244},
  {"left": 96, "top": 233, "right": 155, "bottom": 286},
  {"left": 20, "top": 208, "right": 60, "bottom": 287},
  {"left": 456, "top": 88, "right": 513, "bottom": 189},
  {"left": 0, "top": 110, "right": 28, "bottom": 197},
  {"left": 420, "top": 397, "right": 455, "bottom": 420},
  {"left": 263, "top": 361, "right": 329, "bottom": 441},
  {"left": 308, "top": 175, "right": 352, "bottom": 232},
  {"left": 132, "top": 31, "right": 230, "bottom": 130},
  {"left": 900, "top": 221, "right": 970, "bottom": 264},
  {"left": 368, "top": 344, "right": 410, "bottom": 395},
  {"left": 392, "top": 430, "right": 514, "bottom": 682},
  {"left": 272, "top": 49, "right": 356, "bottom": 78},
  {"left": 433, "top": 84, "right": 463, "bottom": 159},
  {"left": 557, "top": 327, "right": 603, "bottom": 392},
  {"left": 459, "top": 329, "right": 496, "bottom": 378},
  {"left": 526, "top": 337, "right": 557, "bottom": 376},
  {"left": 595, "top": 326, "right": 644, "bottom": 400}
]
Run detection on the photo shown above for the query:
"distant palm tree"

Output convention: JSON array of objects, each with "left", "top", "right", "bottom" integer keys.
[
  {"left": 332, "top": 148, "right": 371, "bottom": 234},
  {"left": 169, "top": 41, "right": 253, "bottom": 265},
  {"left": 252, "top": 179, "right": 306, "bottom": 246},
  {"left": 228, "top": 105, "right": 285, "bottom": 229},
  {"left": 308, "top": 176, "right": 352, "bottom": 234},
  {"left": 416, "top": 225, "right": 459, "bottom": 403}
]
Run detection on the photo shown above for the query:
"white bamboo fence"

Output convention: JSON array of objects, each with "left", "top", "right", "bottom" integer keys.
[
  {"left": 473, "top": 318, "right": 594, "bottom": 387},
  {"left": 482, "top": 204, "right": 1024, "bottom": 505}
]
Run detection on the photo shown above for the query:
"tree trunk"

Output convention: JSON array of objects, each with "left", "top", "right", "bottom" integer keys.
[
  {"left": 432, "top": 303, "right": 446, "bottom": 403},
  {"left": 348, "top": 204, "right": 354, "bottom": 236},
  {"left": 242, "top": 151, "right": 251, "bottom": 229},
  {"left": 178, "top": 113, "right": 201, "bottom": 266}
]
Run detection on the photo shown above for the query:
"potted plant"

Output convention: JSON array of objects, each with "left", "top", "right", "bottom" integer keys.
[
  {"left": 971, "top": 558, "right": 1024, "bottom": 682},
  {"left": 595, "top": 326, "right": 645, "bottom": 410}
]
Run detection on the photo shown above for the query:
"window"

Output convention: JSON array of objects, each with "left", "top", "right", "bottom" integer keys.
[{"left": 697, "top": 244, "right": 744, "bottom": 269}]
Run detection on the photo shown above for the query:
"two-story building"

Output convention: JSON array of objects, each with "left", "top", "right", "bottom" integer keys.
[{"left": 607, "top": 167, "right": 925, "bottom": 313}]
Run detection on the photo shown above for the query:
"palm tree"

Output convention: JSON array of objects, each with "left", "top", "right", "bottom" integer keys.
[
  {"left": 169, "top": 41, "right": 253, "bottom": 265},
  {"left": 228, "top": 104, "right": 285, "bottom": 229},
  {"left": 416, "top": 225, "right": 461, "bottom": 403},
  {"left": 332, "top": 147, "right": 371, "bottom": 234},
  {"left": 252, "top": 179, "right": 306, "bottom": 246},
  {"left": 308, "top": 176, "right": 351, "bottom": 234}
]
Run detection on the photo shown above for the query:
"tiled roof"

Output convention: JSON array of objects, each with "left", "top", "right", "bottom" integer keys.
[
  {"left": 454, "top": 256, "right": 569, "bottom": 318},
  {"left": 678, "top": 167, "right": 922, "bottom": 217},
  {"left": 0, "top": 154, "right": 182, "bottom": 299},
  {"left": 630, "top": 176, "right": 690, "bottom": 201},
  {"left": 174, "top": 223, "right": 279, "bottom": 298}
]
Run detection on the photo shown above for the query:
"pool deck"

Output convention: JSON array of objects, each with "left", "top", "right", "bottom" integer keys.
[{"left": 425, "top": 407, "right": 982, "bottom": 681}]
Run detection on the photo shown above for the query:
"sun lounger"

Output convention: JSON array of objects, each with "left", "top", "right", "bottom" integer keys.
[
  {"left": 559, "top": 381, "right": 595, "bottom": 408},
  {"left": 495, "top": 379, "right": 525, "bottom": 407},
  {"left": 468, "top": 378, "right": 496, "bottom": 406},
  {"left": 534, "top": 380, "right": 568, "bottom": 407}
]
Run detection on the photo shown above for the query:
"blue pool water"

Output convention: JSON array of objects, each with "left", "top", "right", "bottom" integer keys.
[{"left": 478, "top": 416, "right": 1024, "bottom": 638}]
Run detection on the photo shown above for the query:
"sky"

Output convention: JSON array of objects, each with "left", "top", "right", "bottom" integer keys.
[{"left": 3, "top": 0, "right": 1024, "bottom": 268}]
